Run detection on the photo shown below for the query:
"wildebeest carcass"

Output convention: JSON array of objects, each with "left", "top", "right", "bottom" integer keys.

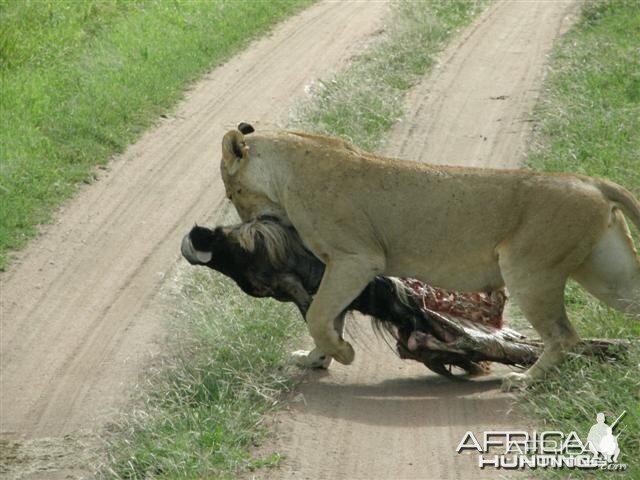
[{"left": 181, "top": 217, "right": 627, "bottom": 378}]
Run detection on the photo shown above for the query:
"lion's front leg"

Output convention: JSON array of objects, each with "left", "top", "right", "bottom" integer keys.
[
  {"left": 305, "top": 255, "right": 384, "bottom": 365},
  {"left": 290, "top": 314, "right": 346, "bottom": 369}
]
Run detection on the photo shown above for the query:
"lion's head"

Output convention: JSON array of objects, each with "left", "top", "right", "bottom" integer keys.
[{"left": 220, "top": 123, "right": 287, "bottom": 222}]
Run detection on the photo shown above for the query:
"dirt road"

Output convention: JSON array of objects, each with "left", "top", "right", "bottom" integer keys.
[
  {"left": 0, "top": 2, "right": 389, "bottom": 477},
  {"left": 0, "top": 1, "right": 577, "bottom": 478},
  {"left": 261, "top": 2, "right": 576, "bottom": 479}
]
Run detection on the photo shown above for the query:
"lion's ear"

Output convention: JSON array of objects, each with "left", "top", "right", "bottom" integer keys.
[
  {"left": 221, "top": 130, "right": 249, "bottom": 176},
  {"left": 238, "top": 122, "right": 254, "bottom": 135}
]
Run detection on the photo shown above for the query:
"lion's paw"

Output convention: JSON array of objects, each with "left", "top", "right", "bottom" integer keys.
[
  {"left": 500, "top": 372, "right": 531, "bottom": 392},
  {"left": 290, "top": 349, "right": 332, "bottom": 369}
]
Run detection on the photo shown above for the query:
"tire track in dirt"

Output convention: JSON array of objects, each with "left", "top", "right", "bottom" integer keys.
[
  {"left": 0, "top": 2, "right": 389, "bottom": 477},
  {"left": 260, "top": 2, "right": 577, "bottom": 479}
]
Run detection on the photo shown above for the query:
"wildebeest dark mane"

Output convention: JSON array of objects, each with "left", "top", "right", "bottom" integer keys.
[{"left": 230, "top": 216, "right": 310, "bottom": 268}]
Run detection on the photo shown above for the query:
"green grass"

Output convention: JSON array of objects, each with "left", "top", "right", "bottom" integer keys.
[
  {"left": 0, "top": 0, "right": 312, "bottom": 270},
  {"left": 521, "top": 1, "right": 640, "bottom": 477},
  {"left": 103, "top": 1, "right": 488, "bottom": 478},
  {"left": 105, "top": 268, "right": 302, "bottom": 479}
]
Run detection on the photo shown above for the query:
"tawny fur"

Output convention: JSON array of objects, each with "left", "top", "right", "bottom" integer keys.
[{"left": 220, "top": 124, "right": 640, "bottom": 389}]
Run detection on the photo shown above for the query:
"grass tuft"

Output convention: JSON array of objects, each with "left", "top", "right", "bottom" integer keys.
[{"left": 522, "top": 1, "right": 640, "bottom": 477}]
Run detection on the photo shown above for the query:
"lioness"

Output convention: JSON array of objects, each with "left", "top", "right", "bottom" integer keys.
[{"left": 220, "top": 123, "right": 640, "bottom": 389}]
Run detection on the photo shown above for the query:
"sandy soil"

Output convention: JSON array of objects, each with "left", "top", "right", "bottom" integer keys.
[
  {"left": 0, "top": 2, "right": 388, "bottom": 478},
  {"left": 0, "top": 1, "right": 577, "bottom": 479},
  {"left": 259, "top": 2, "right": 576, "bottom": 479}
]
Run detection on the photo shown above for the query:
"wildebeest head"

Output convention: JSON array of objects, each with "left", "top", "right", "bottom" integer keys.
[
  {"left": 181, "top": 218, "right": 326, "bottom": 313},
  {"left": 181, "top": 223, "right": 273, "bottom": 299},
  {"left": 181, "top": 218, "right": 324, "bottom": 292}
]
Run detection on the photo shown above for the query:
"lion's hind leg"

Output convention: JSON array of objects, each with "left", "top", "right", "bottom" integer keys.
[
  {"left": 498, "top": 258, "right": 579, "bottom": 390},
  {"left": 571, "top": 210, "right": 640, "bottom": 317}
]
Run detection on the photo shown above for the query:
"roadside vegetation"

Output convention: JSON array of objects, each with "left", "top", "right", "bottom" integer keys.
[
  {"left": 292, "top": 0, "right": 488, "bottom": 151},
  {"left": 105, "top": 268, "right": 301, "bottom": 477},
  {"left": 0, "top": 0, "right": 312, "bottom": 270},
  {"left": 521, "top": 1, "right": 640, "bottom": 477},
  {"left": 103, "top": 1, "right": 488, "bottom": 478}
]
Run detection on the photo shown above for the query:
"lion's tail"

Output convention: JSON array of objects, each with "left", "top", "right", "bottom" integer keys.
[{"left": 593, "top": 178, "right": 640, "bottom": 231}]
